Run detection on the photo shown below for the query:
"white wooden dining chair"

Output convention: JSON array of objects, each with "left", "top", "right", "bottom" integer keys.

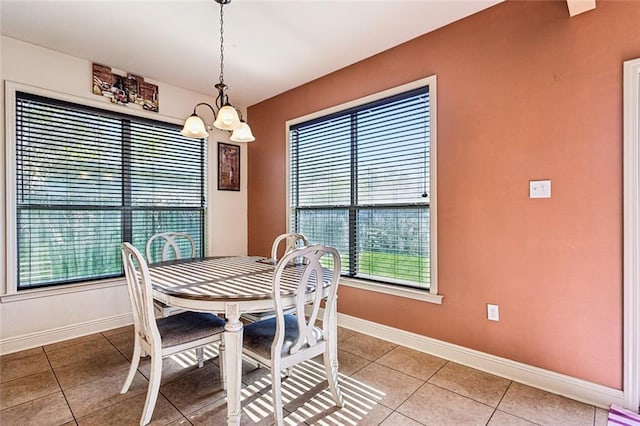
[
  {"left": 145, "top": 232, "right": 197, "bottom": 317},
  {"left": 242, "top": 245, "right": 344, "bottom": 425},
  {"left": 270, "top": 232, "right": 308, "bottom": 262},
  {"left": 241, "top": 233, "right": 309, "bottom": 324},
  {"left": 120, "top": 243, "right": 226, "bottom": 426},
  {"left": 145, "top": 231, "right": 196, "bottom": 263}
]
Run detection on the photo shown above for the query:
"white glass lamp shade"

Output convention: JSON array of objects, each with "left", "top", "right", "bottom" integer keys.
[
  {"left": 181, "top": 114, "right": 209, "bottom": 139},
  {"left": 230, "top": 121, "right": 255, "bottom": 142},
  {"left": 213, "top": 105, "right": 241, "bottom": 131}
]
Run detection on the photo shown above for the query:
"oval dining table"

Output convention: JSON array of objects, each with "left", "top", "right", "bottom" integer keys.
[{"left": 147, "top": 255, "right": 337, "bottom": 425}]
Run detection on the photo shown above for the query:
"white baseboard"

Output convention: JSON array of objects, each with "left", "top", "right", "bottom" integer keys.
[
  {"left": 335, "top": 311, "right": 623, "bottom": 409},
  {"left": 0, "top": 313, "right": 133, "bottom": 355},
  {"left": 2, "top": 307, "right": 624, "bottom": 409}
]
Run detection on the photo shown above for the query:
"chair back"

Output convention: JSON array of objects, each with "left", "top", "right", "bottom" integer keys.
[
  {"left": 122, "top": 242, "right": 161, "bottom": 350},
  {"left": 145, "top": 232, "right": 196, "bottom": 263},
  {"left": 272, "top": 245, "right": 340, "bottom": 357},
  {"left": 271, "top": 232, "right": 309, "bottom": 262}
]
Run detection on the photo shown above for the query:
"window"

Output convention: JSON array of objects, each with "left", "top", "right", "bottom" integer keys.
[
  {"left": 288, "top": 77, "right": 438, "bottom": 298},
  {"left": 14, "top": 91, "right": 205, "bottom": 290}
]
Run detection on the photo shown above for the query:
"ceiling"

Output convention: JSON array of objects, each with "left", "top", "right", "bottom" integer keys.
[{"left": 1, "top": 0, "right": 504, "bottom": 108}]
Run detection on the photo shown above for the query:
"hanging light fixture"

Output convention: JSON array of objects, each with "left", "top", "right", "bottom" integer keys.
[{"left": 181, "top": 0, "right": 255, "bottom": 142}]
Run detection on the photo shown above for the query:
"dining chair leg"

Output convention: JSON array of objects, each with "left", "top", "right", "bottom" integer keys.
[
  {"left": 271, "top": 372, "right": 285, "bottom": 426},
  {"left": 121, "top": 339, "right": 142, "bottom": 394},
  {"left": 140, "top": 355, "right": 162, "bottom": 426},
  {"left": 323, "top": 350, "right": 344, "bottom": 407},
  {"left": 196, "top": 347, "right": 204, "bottom": 368},
  {"left": 324, "top": 295, "right": 343, "bottom": 407}
]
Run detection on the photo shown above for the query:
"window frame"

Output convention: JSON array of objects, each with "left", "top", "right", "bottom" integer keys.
[
  {"left": 3, "top": 81, "right": 206, "bottom": 297},
  {"left": 285, "top": 76, "right": 442, "bottom": 304}
]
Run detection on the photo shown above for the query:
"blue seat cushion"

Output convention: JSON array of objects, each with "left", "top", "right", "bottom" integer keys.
[
  {"left": 242, "top": 314, "right": 322, "bottom": 359},
  {"left": 157, "top": 311, "right": 225, "bottom": 348}
]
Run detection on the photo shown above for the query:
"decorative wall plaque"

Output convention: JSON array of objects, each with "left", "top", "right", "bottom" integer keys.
[{"left": 92, "top": 63, "right": 159, "bottom": 112}]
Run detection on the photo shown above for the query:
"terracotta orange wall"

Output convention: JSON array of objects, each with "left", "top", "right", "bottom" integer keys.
[{"left": 247, "top": 0, "right": 640, "bottom": 388}]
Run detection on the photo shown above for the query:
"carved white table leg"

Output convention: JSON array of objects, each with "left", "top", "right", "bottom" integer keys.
[{"left": 224, "top": 302, "right": 243, "bottom": 426}]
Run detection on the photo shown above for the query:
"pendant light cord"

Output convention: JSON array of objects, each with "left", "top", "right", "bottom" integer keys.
[{"left": 219, "top": 1, "right": 225, "bottom": 86}]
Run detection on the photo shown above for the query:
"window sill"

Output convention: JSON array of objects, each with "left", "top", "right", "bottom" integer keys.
[
  {"left": 339, "top": 277, "right": 443, "bottom": 304},
  {"left": 0, "top": 277, "right": 127, "bottom": 303}
]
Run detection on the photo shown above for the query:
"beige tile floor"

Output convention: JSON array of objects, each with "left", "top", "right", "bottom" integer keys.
[{"left": 0, "top": 325, "right": 610, "bottom": 426}]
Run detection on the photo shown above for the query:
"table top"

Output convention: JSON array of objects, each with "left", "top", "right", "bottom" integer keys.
[{"left": 148, "top": 256, "right": 323, "bottom": 302}]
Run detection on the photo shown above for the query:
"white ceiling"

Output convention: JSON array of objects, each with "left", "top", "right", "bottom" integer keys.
[{"left": 1, "top": 0, "right": 503, "bottom": 108}]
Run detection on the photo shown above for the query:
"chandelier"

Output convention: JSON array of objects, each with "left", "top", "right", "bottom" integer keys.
[{"left": 181, "top": 0, "right": 255, "bottom": 142}]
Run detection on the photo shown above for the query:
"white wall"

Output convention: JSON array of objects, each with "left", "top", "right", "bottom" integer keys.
[{"left": 0, "top": 36, "right": 248, "bottom": 354}]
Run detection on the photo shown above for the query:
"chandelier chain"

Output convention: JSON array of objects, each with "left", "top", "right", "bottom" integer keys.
[
  {"left": 181, "top": 0, "right": 254, "bottom": 141},
  {"left": 219, "top": 1, "right": 224, "bottom": 85}
]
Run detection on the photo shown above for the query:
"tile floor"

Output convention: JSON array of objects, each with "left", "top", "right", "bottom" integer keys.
[{"left": 0, "top": 324, "right": 610, "bottom": 425}]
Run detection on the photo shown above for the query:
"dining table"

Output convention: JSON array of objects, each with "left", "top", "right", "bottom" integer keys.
[{"left": 147, "top": 255, "right": 338, "bottom": 425}]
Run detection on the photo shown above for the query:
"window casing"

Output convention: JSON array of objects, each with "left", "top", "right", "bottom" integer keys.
[
  {"left": 287, "top": 77, "right": 439, "bottom": 300},
  {"left": 13, "top": 91, "right": 206, "bottom": 290}
]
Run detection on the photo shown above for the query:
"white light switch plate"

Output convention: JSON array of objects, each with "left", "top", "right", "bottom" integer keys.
[
  {"left": 529, "top": 180, "right": 551, "bottom": 198},
  {"left": 487, "top": 304, "right": 499, "bottom": 321}
]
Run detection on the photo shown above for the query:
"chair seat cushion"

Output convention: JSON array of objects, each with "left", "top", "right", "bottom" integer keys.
[
  {"left": 157, "top": 311, "right": 225, "bottom": 348},
  {"left": 241, "top": 306, "right": 296, "bottom": 323},
  {"left": 242, "top": 314, "right": 323, "bottom": 359}
]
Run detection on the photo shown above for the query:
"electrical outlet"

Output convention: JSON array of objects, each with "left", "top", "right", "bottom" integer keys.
[{"left": 487, "top": 304, "right": 499, "bottom": 321}]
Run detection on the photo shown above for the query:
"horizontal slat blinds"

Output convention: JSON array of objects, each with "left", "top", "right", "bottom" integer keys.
[
  {"left": 296, "top": 208, "right": 351, "bottom": 274},
  {"left": 356, "top": 207, "right": 430, "bottom": 285},
  {"left": 357, "top": 95, "right": 430, "bottom": 205},
  {"left": 130, "top": 122, "right": 203, "bottom": 207},
  {"left": 16, "top": 100, "right": 123, "bottom": 206},
  {"left": 15, "top": 92, "right": 205, "bottom": 289},
  {"left": 132, "top": 210, "right": 204, "bottom": 263},
  {"left": 295, "top": 116, "right": 352, "bottom": 206},
  {"left": 17, "top": 210, "right": 123, "bottom": 286},
  {"left": 290, "top": 87, "right": 430, "bottom": 289}
]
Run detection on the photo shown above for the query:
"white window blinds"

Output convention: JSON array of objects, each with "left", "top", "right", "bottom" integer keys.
[
  {"left": 289, "top": 87, "right": 431, "bottom": 289},
  {"left": 15, "top": 92, "right": 206, "bottom": 289}
]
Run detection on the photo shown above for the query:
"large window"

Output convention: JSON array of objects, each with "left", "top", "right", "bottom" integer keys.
[
  {"left": 15, "top": 92, "right": 205, "bottom": 290},
  {"left": 288, "top": 78, "right": 437, "bottom": 295}
]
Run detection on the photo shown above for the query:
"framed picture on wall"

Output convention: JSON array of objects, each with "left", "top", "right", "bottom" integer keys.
[{"left": 218, "top": 142, "right": 240, "bottom": 191}]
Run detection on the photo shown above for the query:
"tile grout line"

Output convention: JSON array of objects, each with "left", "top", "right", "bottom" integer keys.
[
  {"left": 592, "top": 404, "right": 609, "bottom": 426},
  {"left": 345, "top": 363, "right": 368, "bottom": 377},
  {"left": 58, "top": 332, "right": 142, "bottom": 422},
  {"left": 0, "top": 371, "right": 65, "bottom": 417},
  {"left": 483, "top": 379, "right": 513, "bottom": 426},
  {"left": 340, "top": 344, "right": 447, "bottom": 425},
  {"left": 425, "top": 379, "right": 499, "bottom": 411},
  {"left": 371, "top": 348, "right": 449, "bottom": 383},
  {"left": 42, "top": 344, "right": 78, "bottom": 425},
  {"left": 387, "top": 360, "right": 452, "bottom": 426},
  {"left": 385, "top": 381, "right": 429, "bottom": 426},
  {"left": 102, "top": 329, "right": 190, "bottom": 421},
  {"left": 419, "top": 362, "right": 511, "bottom": 424},
  {"left": 339, "top": 340, "right": 419, "bottom": 418},
  {"left": 485, "top": 381, "right": 544, "bottom": 426}
]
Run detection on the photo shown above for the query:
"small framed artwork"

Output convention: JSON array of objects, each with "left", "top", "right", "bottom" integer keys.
[{"left": 218, "top": 142, "right": 240, "bottom": 191}]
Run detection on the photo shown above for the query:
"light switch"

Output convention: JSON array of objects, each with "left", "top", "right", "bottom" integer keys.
[
  {"left": 487, "top": 304, "right": 499, "bottom": 321},
  {"left": 529, "top": 180, "right": 551, "bottom": 198}
]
